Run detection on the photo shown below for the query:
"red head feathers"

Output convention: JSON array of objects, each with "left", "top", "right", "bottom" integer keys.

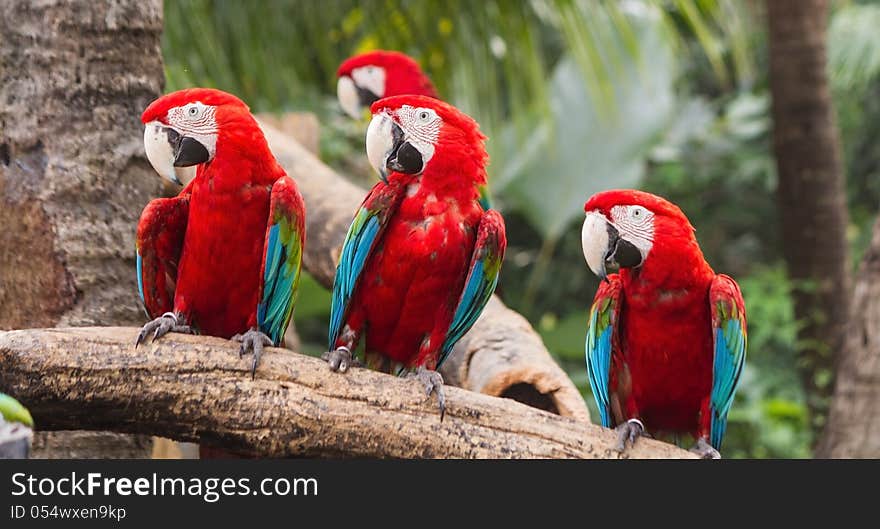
[
  {"left": 581, "top": 189, "right": 703, "bottom": 281},
  {"left": 141, "top": 88, "right": 249, "bottom": 125},
  {"left": 337, "top": 50, "right": 438, "bottom": 119},
  {"left": 584, "top": 189, "right": 694, "bottom": 231},
  {"left": 366, "top": 94, "right": 487, "bottom": 188},
  {"left": 141, "top": 88, "right": 271, "bottom": 185}
]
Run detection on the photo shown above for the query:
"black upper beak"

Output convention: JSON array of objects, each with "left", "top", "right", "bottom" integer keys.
[
  {"left": 602, "top": 224, "right": 643, "bottom": 280},
  {"left": 357, "top": 85, "right": 380, "bottom": 109},
  {"left": 165, "top": 127, "right": 210, "bottom": 167},
  {"left": 386, "top": 121, "right": 424, "bottom": 176}
]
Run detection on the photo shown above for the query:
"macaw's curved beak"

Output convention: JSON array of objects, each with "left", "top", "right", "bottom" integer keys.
[
  {"left": 581, "top": 211, "right": 643, "bottom": 281},
  {"left": 337, "top": 75, "right": 380, "bottom": 121},
  {"left": 365, "top": 113, "right": 424, "bottom": 184},
  {"left": 143, "top": 121, "right": 210, "bottom": 185}
]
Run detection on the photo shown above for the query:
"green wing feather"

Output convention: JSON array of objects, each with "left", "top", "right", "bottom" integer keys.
[{"left": 257, "top": 176, "right": 305, "bottom": 345}]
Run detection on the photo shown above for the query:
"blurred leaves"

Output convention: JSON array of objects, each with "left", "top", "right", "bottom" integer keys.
[
  {"left": 495, "top": 12, "right": 675, "bottom": 240},
  {"left": 828, "top": 2, "right": 880, "bottom": 92}
]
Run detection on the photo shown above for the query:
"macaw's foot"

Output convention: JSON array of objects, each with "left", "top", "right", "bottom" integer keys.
[
  {"left": 232, "top": 329, "right": 274, "bottom": 380},
  {"left": 408, "top": 366, "right": 446, "bottom": 421},
  {"left": 321, "top": 346, "right": 355, "bottom": 373},
  {"left": 690, "top": 437, "right": 721, "bottom": 459},
  {"left": 135, "top": 312, "right": 193, "bottom": 347},
  {"left": 614, "top": 418, "right": 646, "bottom": 453}
]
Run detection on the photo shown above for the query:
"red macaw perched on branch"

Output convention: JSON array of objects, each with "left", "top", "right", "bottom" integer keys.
[
  {"left": 337, "top": 50, "right": 492, "bottom": 210},
  {"left": 136, "top": 88, "right": 305, "bottom": 377},
  {"left": 323, "top": 95, "right": 506, "bottom": 419},
  {"left": 580, "top": 190, "right": 746, "bottom": 458}
]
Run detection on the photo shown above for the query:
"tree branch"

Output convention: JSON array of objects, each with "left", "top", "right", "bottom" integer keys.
[
  {"left": 0, "top": 327, "right": 691, "bottom": 458},
  {"left": 257, "top": 120, "right": 591, "bottom": 421}
]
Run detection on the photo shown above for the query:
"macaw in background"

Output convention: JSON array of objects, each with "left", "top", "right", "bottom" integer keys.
[
  {"left": 580, "top": 190, "right": 746, "bottom": 458},
  {"left": 0, "top": 393, "right": 33, "bottom": 459},
  {"left": 137, "top": 88, "right": 305, "bottom": 378},
  {"left": 323, "top": 95, "right": 506, "bottom": 419},
  {"left": 337, "top": 50, "right": 491, "bottom": 210},
  {"left": 336, "top": 50, "right": 439, "bottom": 120}
]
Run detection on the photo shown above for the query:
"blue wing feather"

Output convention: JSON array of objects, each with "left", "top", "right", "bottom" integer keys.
[
  {"left": 136, "top": 251, "right": 145, "bottom": 304},
  {"left": 585, "top": 277, "right": 622, "bottom": 428},
  {"left": 257, "top": 178, "right": 304, "bottom": 346},
  {"left": 328, "top": 184, "right": 404, "bottom": 349},
  {"left": 708, "top": 275, "right": 748, "bottom": 450},
  {"left": 437, "top": 210, "right": 505, "bottom": 368}
]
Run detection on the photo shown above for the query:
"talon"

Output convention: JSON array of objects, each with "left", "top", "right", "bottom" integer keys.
[
  {"left": 135, "top": 312, "right": 188, "bottom": 348},
  {"left": 408, "top": 367, "right": 446, "bottom": 421},
  {"left": 322, "top": 347, "right": 353, "bottom": 373},
  {"left": 233, "top": 328, "right": 273, "bottom": 378},
  {"left": 690, "top": 438, "right": 721, "bottom": 459},
  {"left": 614, "top": 418, "right": 645, "bottom": 453}
]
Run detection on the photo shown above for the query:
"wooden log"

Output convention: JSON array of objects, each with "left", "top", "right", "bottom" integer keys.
[
  {"left": 257, "top": 121, "right": 591, "bottom": 421},
  {"left": 0, "top": 327, "right": 690, "bottom": 458}
]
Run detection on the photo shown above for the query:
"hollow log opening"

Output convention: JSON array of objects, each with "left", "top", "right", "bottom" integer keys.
[{"left": 500, "top": 383, "right": 560, "bottom": 415}]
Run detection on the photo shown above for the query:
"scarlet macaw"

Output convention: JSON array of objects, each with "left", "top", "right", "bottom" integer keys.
[
  {"left": 323, "top": 95, "right": 506, "bottom": 418},
  {"left": 581, "top": 189, "right": 746, "bottom": 458},
  {"left": 337, "top": 50, "right": 491, "bottom": 209},
  {"left": 336, "top": 50, "right": 439, "bottom": 120},
  {"left": 136, "top": 88, "right": 305, "bottom": 378}
]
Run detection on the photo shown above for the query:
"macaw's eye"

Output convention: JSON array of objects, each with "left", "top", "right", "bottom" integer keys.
[
  {"left": 187, "top": 106, "right": 199, "bottom": 117},
  {"left": 418, "top": 111, "right": 430, "bottom": 121},
  {"left": 631, "top": 207, "right": 647, "bottom": 219}
]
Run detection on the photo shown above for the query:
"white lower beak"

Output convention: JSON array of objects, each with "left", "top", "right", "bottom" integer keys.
[
  {"left": 337, "top": 76, "right": 361, "bottom": 120},
  {"left": 582, "top": 211, "right": 612, "bottom": 280},
  {"left": 143, "top": 121, "right": 180, "bottom": 185},
  {"left": 365, "top": 113, "right": 394, "bottom": 182}
]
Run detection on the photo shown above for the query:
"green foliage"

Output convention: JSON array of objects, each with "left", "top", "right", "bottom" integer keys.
[
  {"left": 828, "top": 2, "right": 880, "bottom": 262},
  {"left": 292, "top": 273, "right": 331, "bottom": 357},
  {"left": 0, "top": 393, "right": 33, "bottom": 428},
  {"left": 495, "top": 14, "right": 675, "bottom": 241},
  {"left": 828, "top": 2, "right": 880, "bottom": 92}
]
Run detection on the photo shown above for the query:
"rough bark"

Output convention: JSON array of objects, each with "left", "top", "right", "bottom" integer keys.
[
  {"left": 0, "top": 0, "right": 165, "bottom": 457},
  {"left": 257, "top": 122, "right": 590, "bottom": 421},
  {"left": 0, "top": 327, "right": 690, "bottom": 458},
  {"left": 817, "top": 217, "right": 880, "bottom": 457},
  {"left": 0, "top": 419, "right": 31, "bottom": 459},
  {"left": 766, "top": 0, "right": 850, "bottom": 435}
]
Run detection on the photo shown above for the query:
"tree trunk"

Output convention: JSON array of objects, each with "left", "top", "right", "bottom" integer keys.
[
  {"left": 766, "top": 0, "right": 850, "bottom": 437},
  {"left": 0, "top": 0, "right": 165, "bottom": 457},
  {"left": 0, "top": 327, "right": 690, "bottom": 459},
  {"left": 817, "top": 217, "right": 880, "bottom": 457}
]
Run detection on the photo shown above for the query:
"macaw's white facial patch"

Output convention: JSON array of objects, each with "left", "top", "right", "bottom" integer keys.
[
  {"left": 166, "top": 102, "right": 219, "bottom": 160},
  {"left": 581, "top": 210, "right": 612, "bottom": 278},
  {"left": 337, "top": 76, "right": 361, "bottom": 119},
  {"left": 351, "top": 65, "right": 386, "bottom": 100},
  {"left": 393, "top": 105, "right": 441, "bottom": 168},
  {"left": 610, "top": 205, "right": 655, "bottom": 259},
  {"left": 366, "top": 112, "right": 394, "bottom": 180}
]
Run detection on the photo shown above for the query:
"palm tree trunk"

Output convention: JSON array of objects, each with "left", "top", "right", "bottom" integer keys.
[
  {"left": 766, "top": 0, "right": 850, "bottom": 439},
  {"left": 816, "top": 217, "right": 880, "bottom": 457},
  {"left": 0, "top": 0, "right": 166, "bottom": 457}
]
